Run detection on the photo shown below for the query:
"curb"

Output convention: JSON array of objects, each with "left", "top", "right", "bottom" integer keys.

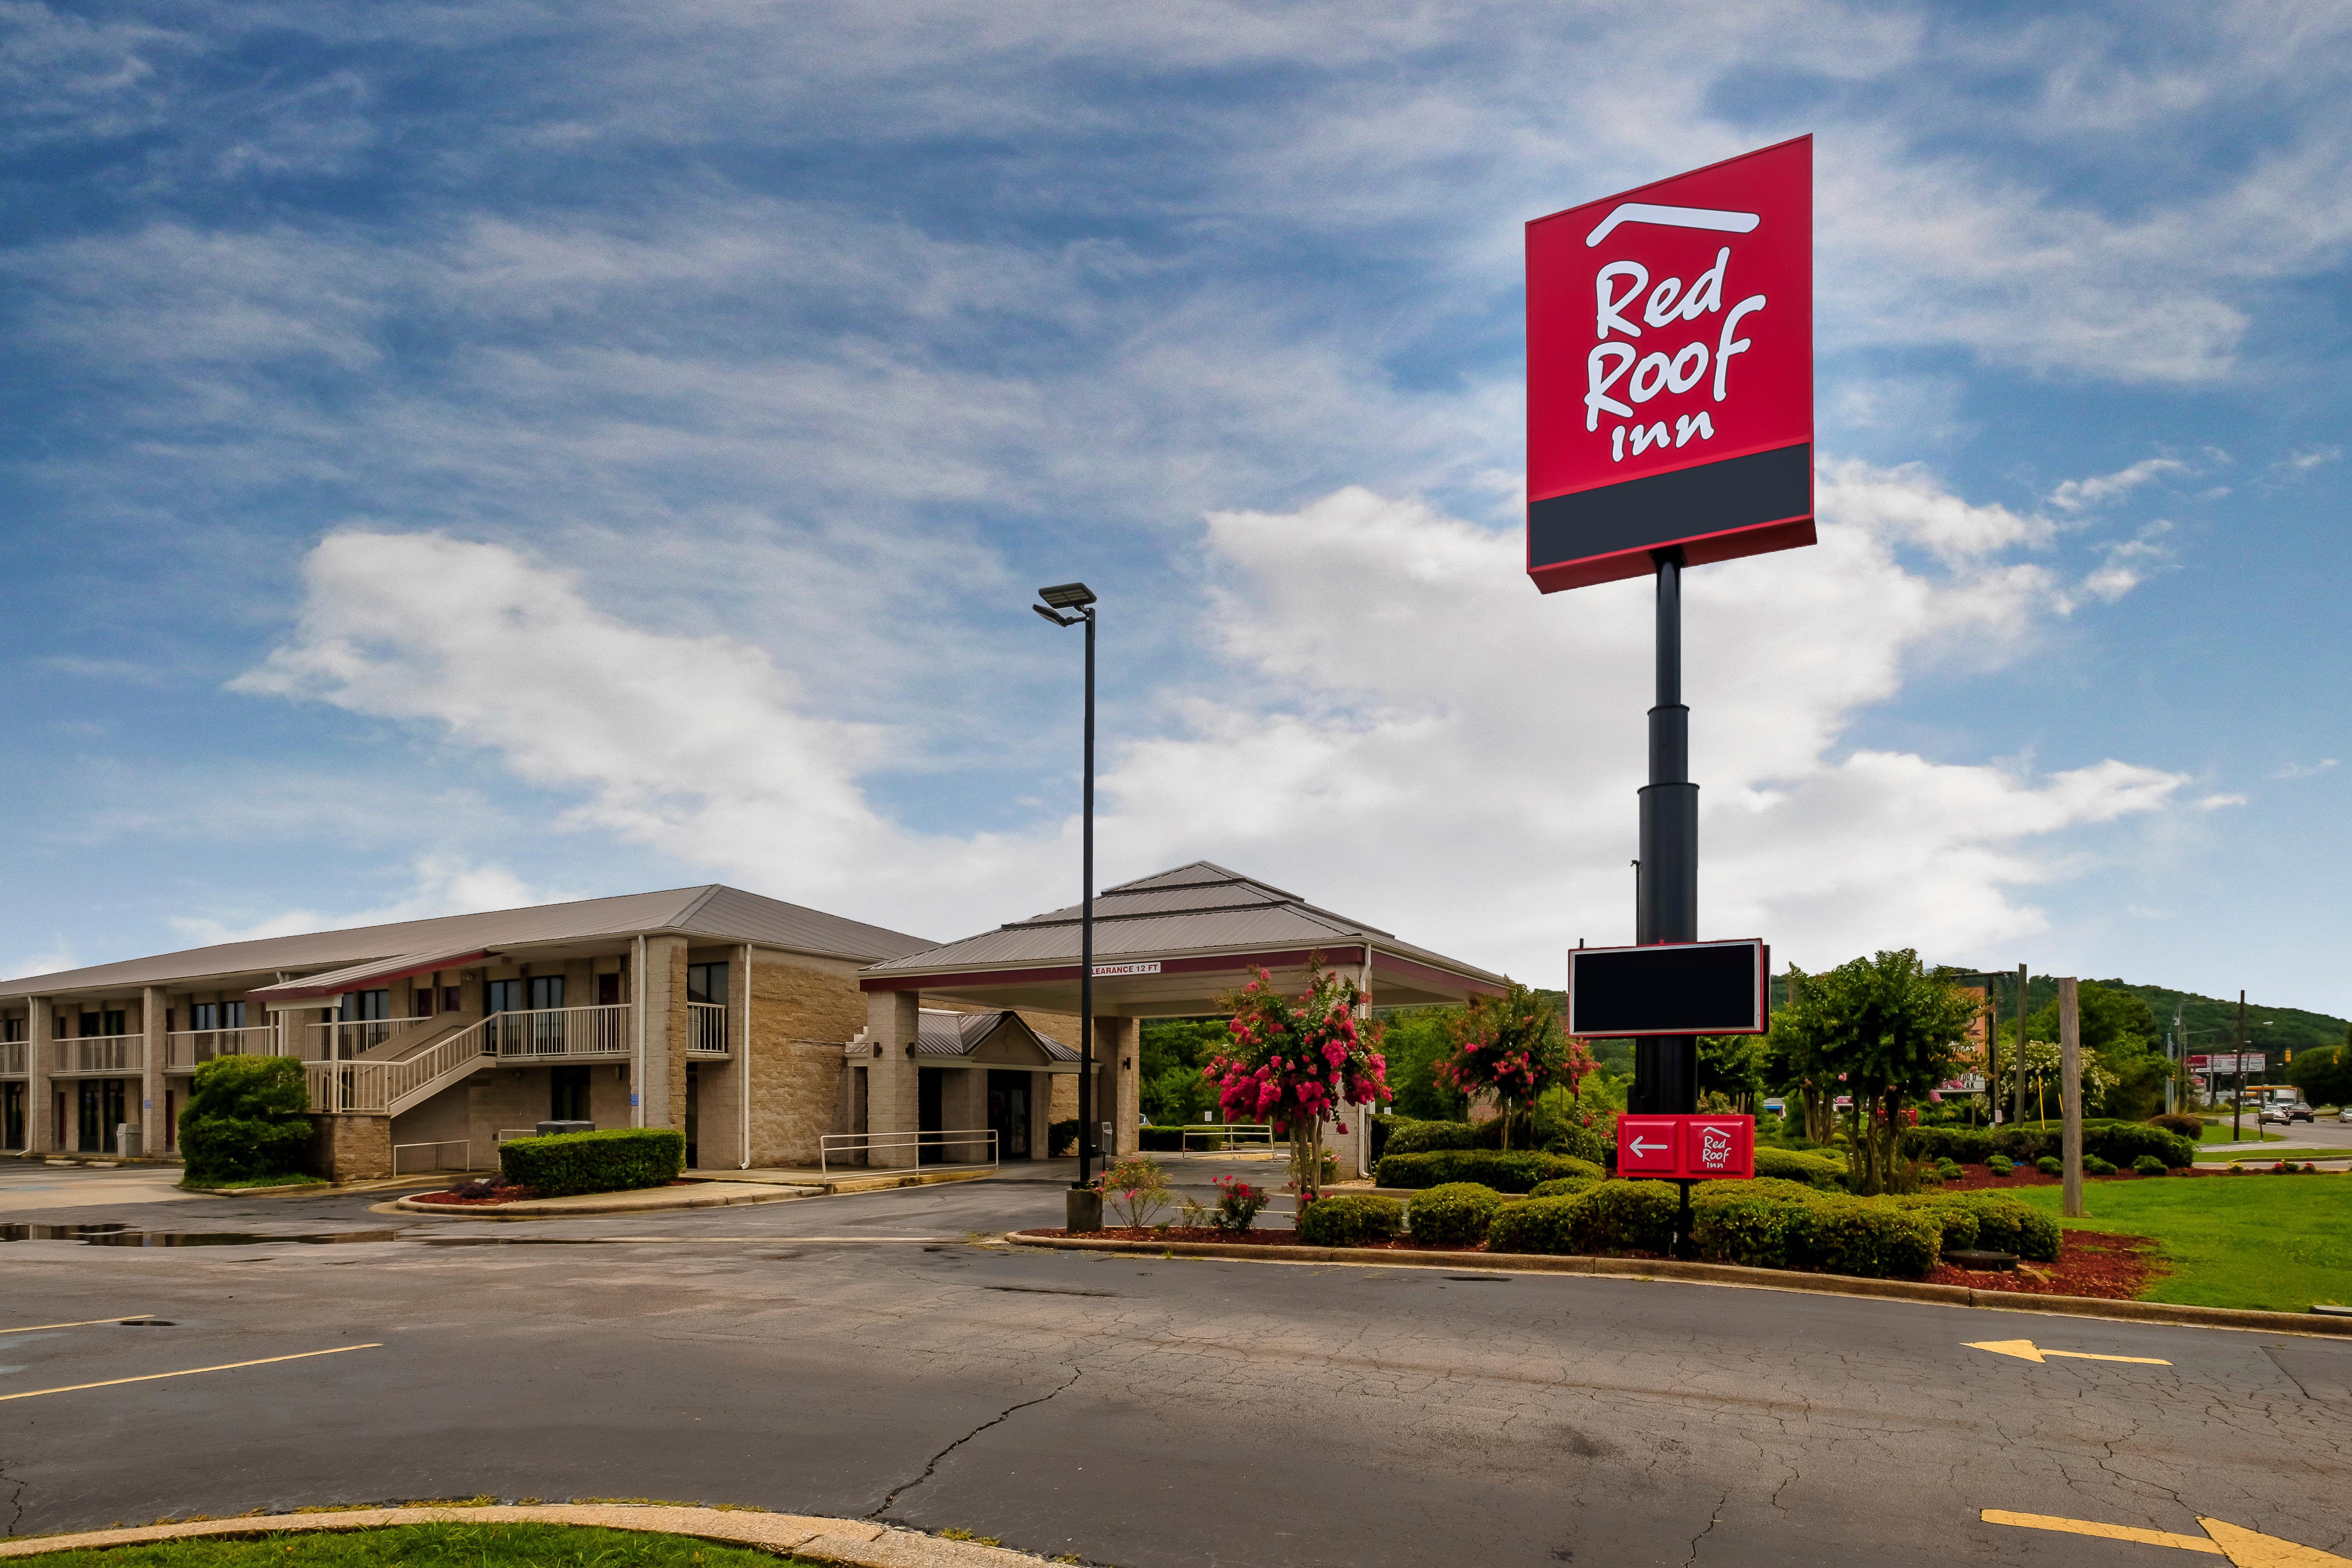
[
  {"left": 1003, "top": 1231, "right": 2352, "bottom": 1338},
  {"left": 376, "top": 1184, "right": 820, "bottom": 1220},
  {"left": 0, "top": 1503, "right": 1058, "bottom": 1568}
]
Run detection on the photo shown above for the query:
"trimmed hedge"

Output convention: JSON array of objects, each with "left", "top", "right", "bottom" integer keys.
[
  {"left": 1376, "top": 1149, "right": 1597, "bottom": 1192},
  {"left": 1903, "top": 1192, "right": 2059, "bottom": 1261},
  {"left": 498, "top": 1127, "right": 685, "bottom": 1197},
  {"left": 1408, "top": 1182, "right": 1503, "bottom": 1244},
  {"left": 1527, "top": 1175, "right": 1602, "bottom": 1200},
  {"left": 2148, "top": 1113, "right": 2203, "bottom": 1140},
  {"left": 1753, "top": 1147, "right": 1845, "bottom": 1189},
  {"left": 2132, "top": 1154, "right": 2167, "bottom": 1176},
  {"left": 1902, "top": 1121, "right": 2194, "bottom": 1170},
  {"left": 1296, "top": 1193, "right": 1404, "bottom": 1247},
  {"left": 1381, "top": 1118, "right": 1479, "bottom": 1157},
  {"left": 179, "top": 1054, "right": 315, "bottom": 1184},
  {"left": 1481, "top": 1179, "right": 1677, "bottom": 1256},
  {"left": 1679, "top": 1181, "right": 2056, "bottom": 1278}
]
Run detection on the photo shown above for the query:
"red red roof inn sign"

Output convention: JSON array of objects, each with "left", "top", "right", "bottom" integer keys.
[{"left": 1526, "top": 136, "right": 1815, "bottom": 592}]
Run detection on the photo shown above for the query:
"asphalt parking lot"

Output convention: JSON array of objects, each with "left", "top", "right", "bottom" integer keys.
[{"left": 4, "top": 1159, "right": 2348, "bottom": 1567}]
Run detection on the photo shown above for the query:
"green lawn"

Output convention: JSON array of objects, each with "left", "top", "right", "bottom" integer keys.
[
  {"left": 2195, "top": 1147, "right": 2345, "bottom": 1164},
  {"left": 2010, "top": 1176, "right": 2352, "bottom": 1313},
  {"left": 2196, "top": 1120, "right": 2283, "bottom": 1144},
  {"left": 13, "top": 1522, "right": 827, "bottom": 1568}
]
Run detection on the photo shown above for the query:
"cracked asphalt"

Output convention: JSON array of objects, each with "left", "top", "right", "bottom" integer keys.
[{"left": 3, "top": 1161, "right": 2349, "bottom": 1567}]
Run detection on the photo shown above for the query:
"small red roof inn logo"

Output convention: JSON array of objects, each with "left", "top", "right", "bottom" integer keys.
[{"left": 1526, "top": 136, "right": 1814, "bottom": 593}]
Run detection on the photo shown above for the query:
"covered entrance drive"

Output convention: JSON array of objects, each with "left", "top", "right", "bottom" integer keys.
[{"left": 850, "top": 862, "right": 1506, "bottom": 1173}]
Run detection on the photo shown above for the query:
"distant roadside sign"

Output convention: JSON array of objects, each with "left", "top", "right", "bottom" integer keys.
[
  {"left": 1568, "top": 938, "right": 1769, "bottom": 1038},
  {"left": 2191, "top": 1053, "right": 2266, "bottom": 1074},
  {"left": 1526, "top": 136, "right": 1815, "bottom": 593}
]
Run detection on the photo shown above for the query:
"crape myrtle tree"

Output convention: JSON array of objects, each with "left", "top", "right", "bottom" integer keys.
[
  {"left": 2018, "top": 982, "right": 2163, "bottom": 1119},
  {"left": 1433, "top": 981, "right": 1593, "bottom": 1150},
  {"left": 1206, "top": 958, "right": 1390, "bottom": 1199},
  {"left": 1783, "top": 950, "right": 1979, "bottom": 1194}
]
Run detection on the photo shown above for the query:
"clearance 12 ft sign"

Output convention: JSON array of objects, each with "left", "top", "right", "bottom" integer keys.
[{"left": 1526, "top": 136, "right": 1814, "bottom": 593}]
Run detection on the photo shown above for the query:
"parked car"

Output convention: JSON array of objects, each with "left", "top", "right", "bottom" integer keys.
[
  {"left": 2340, "top": 1107, "right": 2352, "bottom": 1124},
  {"left": 2261, "top": 1106, "right": 2290, "bottom": 1125}
]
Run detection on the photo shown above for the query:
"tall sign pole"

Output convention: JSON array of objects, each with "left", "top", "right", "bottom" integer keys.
[
  {"left": 1528, "top": 137, "right": 1814, "bottom": 1118},
  {"left": 2013, "top": 963, "right": 2029, "bottom": 1127}
]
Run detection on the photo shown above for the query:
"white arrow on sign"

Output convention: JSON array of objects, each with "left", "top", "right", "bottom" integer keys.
[{"left": 1629, "top": 1136, "right": 1668, "bottom": 1158}]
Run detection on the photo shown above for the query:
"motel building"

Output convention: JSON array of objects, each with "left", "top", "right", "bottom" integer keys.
[{"left": 0, "top": 864, "right": 1502, "bottom": 1179}]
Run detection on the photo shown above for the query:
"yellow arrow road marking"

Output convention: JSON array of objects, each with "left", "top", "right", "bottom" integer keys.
[
  {"left": 1968, "top": 1337, "right": 2171, "bottom": 1365},
  {"left": 1984, "top": 1510, "right": 2352, "bottom": 1566},
  {"left": 0, "top": 1314, "right": 156, "bottom": 1336},
  {"left": 1983, "top": 1510, "right": 2221, "bottom": 1553},
  {"left": 0, "top": 1344, "right": 380, "bottom": 1402}
]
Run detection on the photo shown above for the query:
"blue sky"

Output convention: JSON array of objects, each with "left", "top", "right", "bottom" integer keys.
[{"left": 2, "top": 2, "right": 2347, "bottom": 1013}]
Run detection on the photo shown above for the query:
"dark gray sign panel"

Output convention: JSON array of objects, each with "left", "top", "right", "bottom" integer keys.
[{"left": 1568, "top": 939, "right": 1769, "bottom": 1037}]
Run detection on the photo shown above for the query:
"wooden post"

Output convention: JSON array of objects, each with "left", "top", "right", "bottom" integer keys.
[
  {"left": 2060, "top": 977, "right": 2083, "bottom": 1219},
  {"left": 2012, "top": 964, "right": 2029, "bottom": 1129}
]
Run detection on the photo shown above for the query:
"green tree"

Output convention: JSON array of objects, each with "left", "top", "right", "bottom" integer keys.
[
  {"left": 2287, "top": 1043, "right": 2352, "bottom": 1109},
  {"left": 1697, "top": 1033, "right": 1769, "bottom": 1111},
  {"left": 1795, "top": 950, "right": 1979, "bottom": 1194},
  {"left": 1375, "top": 1006, "right": 1468, "bottom": 1121},
  {"left": 178, "top": 1055, "right": 313, "bottom": 1183},
  {"left": 1139, "top": 1018, "right": 1226, "bottom": 1123},
  {"left": 2019, "top": 982, "right": 2162, "bottom": 1118},
  {"left": 1434, "top": 982, "right": 1590, "bottom": 1149}
]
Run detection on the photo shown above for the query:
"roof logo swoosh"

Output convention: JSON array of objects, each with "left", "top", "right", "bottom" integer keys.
[{"left": 1584, "top": 203, "right": 1759, "bottom": 247}]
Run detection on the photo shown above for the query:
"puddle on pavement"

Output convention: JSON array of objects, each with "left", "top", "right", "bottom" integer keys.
[
  {"left": 415, "top": 1236, "right": 623, "bottom": 1247},
  {"left": 0, "top": 1222, "right": 403, "bottom": 1247}
]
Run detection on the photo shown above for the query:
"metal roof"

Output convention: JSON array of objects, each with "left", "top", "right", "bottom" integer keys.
[
  {"left": 1, "top": 885, "right": 935, "bottom": 1000},
  {"left": 247, "top": 947, "right": 491, "bottom": 1006},
  {"left": 902, "top": 1009, "right": 1078, "bottom": 1062},
  {"left": 865, "top": 861, "right": 1498, "bottom": 986}
]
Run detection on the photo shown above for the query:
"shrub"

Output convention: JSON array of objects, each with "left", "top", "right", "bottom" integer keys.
[
  {"left": 1138, "top": 1126, "right": 1189, "bottom": 1152},
  {"left": 2004, "top": 1120, "right": 2194, "bottom": 1170},
  {"left": 1096, "top": 1153, "right": 1174, "bottom": 1227},
  {"left": 1381, "top": 1118, "right": 1478, "bottom": 1156},
  {"left": 1900, "top": 1127, "right": 2000, "bottom": 1165},
  {"left": 1528, "top": 1175, "right": 1602, "bottom": 1200},
  {"left": 1686, "top": 1181, "right": 1943, "bottom": 1277},
  {"left": 2149, "top": 1112, "right": 2203, "bottom": 1140},
  {"left": 1754, "top": 1147, "right": 1846, "bottom": 1190},
  {"left": 178, "top": 1055, "right": 314, "bottom": 1184},
  {"left": 1986, "top": 1154, "right": 2014, "bottom": 1176},
  {"left": 1208, "top": 1174, "right": 1268, "bottom": 1232},
  {"left": 1541, "top": 1118, "right": 1613, "bottom": 1168},
  {"left": 1408, "top": 1182, "right": 1503, "bottom": 1244},
  {"left": 1486, "top": 1193, "right": 1584, "bottom": 1254},
  {"left": 1805, "top": 1201, "right": 1942, "bottom": 1278},
  {"left": 1903, "top": 1201, "right": 1980, "bottom": 1253},
  {"left": 1375, "top": 1149, "right": 1594, "bottom": 1193},
  {"left": 2083, "top": 1154, "right": 2117, "bottom": 1177},
  {"left": 1048, "top": 1120, "right": 1081, "bottom": 1158},
  {"left": 2132, "top": 1154, "right": 2167, "bottom": 1176},
  {"left": 1582, "top": 1180, "right": 1678, "bottom": 1254},
  {"left": 2035, "top": 1155, "right": 2063, "bottom": 1176},
  {"left": 1296, "top": 1194, "right": 1403, "bottom": 1247},
  {"left": 1934, "top": 1193, "right": 2059, "bottom": 1260},
  {"left": 498, "top": 1127, "right": 684, "bottom": 1197}
]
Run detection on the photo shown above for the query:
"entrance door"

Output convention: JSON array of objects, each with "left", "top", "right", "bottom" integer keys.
[
  {"left": 684, "top": 1062, "right": 700, "bottom": 1169},
  {"left": 551, "top": 1065, "right": 591, "bottom": 1123},
  {"left": 78, "top": 1081, "right": 124, "bottom": 1152},
  {"left": 918, "top": 1067, "right": 942, "bottom": 1164},
  {"left": 987, "top": 1070, "right": 1031, "bottom": 1160},
  {"left": 3, "top": 1083, "right": 22, "bottom": 1151}
]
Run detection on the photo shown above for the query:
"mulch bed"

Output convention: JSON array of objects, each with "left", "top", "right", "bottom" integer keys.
[
  {"left": 1930, "top": 1230, "right": 2163, "bottom": 1299},
  {"left": 1022, "top": 1225, "right": 1484, "bottom": 1250},
  {"left": 408, "top": 1178, "right": 702, "bottom": 1207}
]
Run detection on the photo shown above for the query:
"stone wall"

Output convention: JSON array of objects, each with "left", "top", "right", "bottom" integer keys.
[{"left": 308, "top": 1112, "right": 391, "bottom": 1181}]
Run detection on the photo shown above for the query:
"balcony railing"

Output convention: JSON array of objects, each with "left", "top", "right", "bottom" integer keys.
[
  {"left": 53, "top": 1034, "right": 143, "bottom": 1075},
  {"left": 1, "top": 1040, "right": 25, "bottom": 1077},
  {"left": 165, "top": 1026, "right": 279, "bottom": 1070},
  {"left": 688, "top": 1002, "right": 728, "bottom": 1056},
  {"left": 304, "top": 1018, "right": 434, "bottom": 1060},
  {"left": 486, "top": 1004, "right": 629, "bottom": 1060}
]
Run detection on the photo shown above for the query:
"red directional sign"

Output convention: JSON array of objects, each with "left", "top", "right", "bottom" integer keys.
[
  {"left": 1614, "top": 1114, "right": 1755, "bottom": 1180},
  {"left": 1526, "top": 136, "right": 1814, "bottom": 593}
]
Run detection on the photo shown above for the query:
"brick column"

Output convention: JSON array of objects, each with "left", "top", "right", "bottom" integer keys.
[
  {"left": 638, "top": 935, "right": 688, "bottom": 1131},
  {"left": 140, "top": 986, "right": 167, "bottom": 1160},
  {"left": 1094, "top": 1016, "right": 1140, "bottom": 1157},
  {"left": 27, "top": 997, "right": 53, "bottom": 1153},
  {"left": 863, "top": 990, "right": 921, "bottom": 1168}
]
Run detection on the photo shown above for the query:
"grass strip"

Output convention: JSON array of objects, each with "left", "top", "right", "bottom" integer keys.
[
  {"left": 2009, "top": 1176, "right": 2352, "bottom": 1313},
  {"left": 9, "top": 1521, "right": 830, "bottom": 1568}
]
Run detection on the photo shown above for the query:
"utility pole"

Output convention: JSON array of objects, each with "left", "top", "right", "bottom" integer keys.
[
  {"left": 2232, "top": 991, "right": 2247, "bottom": 1143},
  {"left": 2060, "top": 977, "right": 2083, "bottom": 1219},
  {"left": 2167, "top": 1000, "right": 2183, "bottom": 1116},
  {"left": 2012, "top": 963, "right": 2029, "bottom": 1129}
]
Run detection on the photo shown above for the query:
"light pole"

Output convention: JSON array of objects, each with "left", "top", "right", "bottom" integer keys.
[{"left": 1034, "top": 581, "right": 1099, "bottom": 1217}]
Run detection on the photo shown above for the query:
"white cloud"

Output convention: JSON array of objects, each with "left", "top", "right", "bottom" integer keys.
[
  {"left": 2275, "top": 759, "right": 2337, "bottom": 780},
  {"left": 2050, "top": 457, "right": 2188, "bottom": 512},
  {"left": 2195, "top": 793, "right": 2249, "bottom": 809},
  {"left": 2078, "top": 522, "right": 2176, "bottom": 603},
  {"left": 237, "top": 461, "right": 2192, "bottom": 975},
  {"left": 163, "top": 853, "right": 550, "bottom": 947},
  {"left": 5, "top": 939, "right": 79, "bottom": 984}
]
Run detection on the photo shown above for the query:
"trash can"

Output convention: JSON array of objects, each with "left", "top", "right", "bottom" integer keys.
[
  {"left": 535, "top": 1120, "right": 595, "bottom": 1138},
  {"left": 116, "top": 1123, "right": 142, "bottom": 1158}
]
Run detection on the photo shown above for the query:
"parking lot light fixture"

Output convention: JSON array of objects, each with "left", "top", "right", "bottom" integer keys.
[{"left": 1034, "top": 581, "right": 1099, "bottom": 1200}]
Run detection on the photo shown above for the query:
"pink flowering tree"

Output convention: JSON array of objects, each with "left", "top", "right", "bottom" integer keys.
[
  {"left": 1204, "top": 958, "right": 1390, "bottom": 1199},
  {"left": 1434, "top": 982, "right": 1586, "bottom": 1150}
]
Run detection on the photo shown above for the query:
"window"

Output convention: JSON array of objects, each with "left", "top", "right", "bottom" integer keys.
[
  {"left": 191, "top": 1003, "right": 221, "bottom": 1033},
  {"left": 414, "top": 986, "right": 435, "bottom": 1018},
  {"left": 2, "top": 1018, "right": 23, "bottom": 1044},
  {"left": 687, "top": 963, "right": 728, "bottom": 1006},
  {"left": 341, "top": 990, "right": 390, "bottom": 1023},
  {"left": 528, "top": 975, "right": 565, "bottom": 1012},
  {"left": 444, "top": 985, "right": 462, "bottom": 1014},
  {"left": 224, "top": 1000, "right": 245, "bottom": 1029},
  {"left": 82, "top": 1011, "right": 125, "bottom": 1038},
  {"left": 485, "top": 979, "right": 525, "bottom": 1016}
]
